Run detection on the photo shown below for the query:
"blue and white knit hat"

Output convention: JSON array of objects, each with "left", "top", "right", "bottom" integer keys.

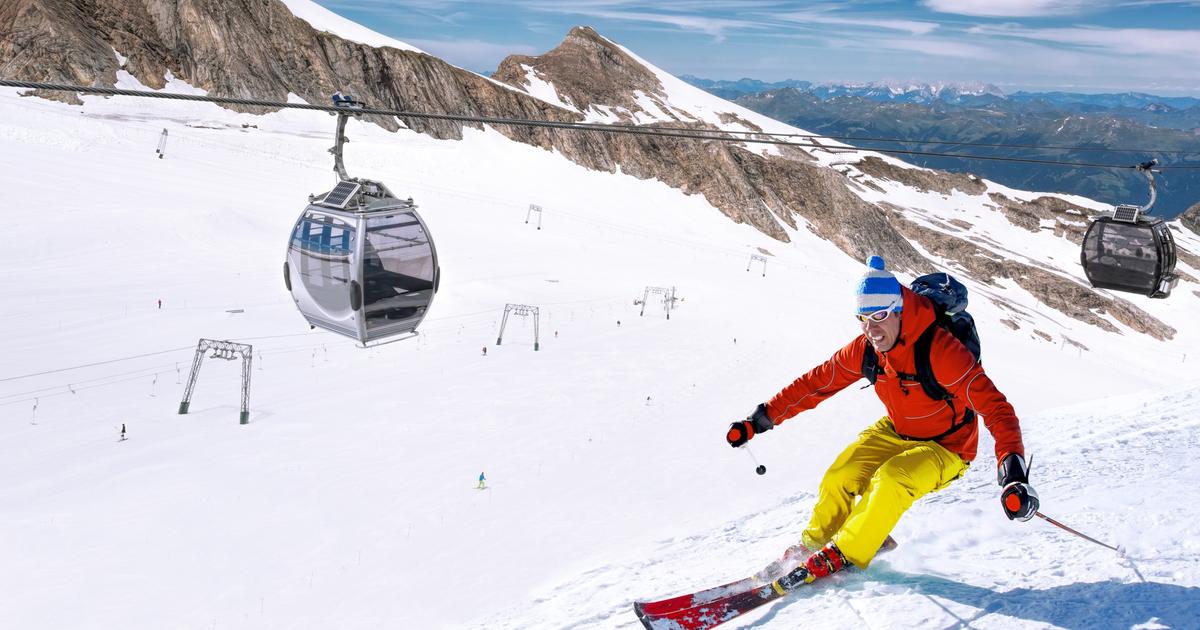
[{"left": 855, "top": 255, "right": 903, "bottom": 315}]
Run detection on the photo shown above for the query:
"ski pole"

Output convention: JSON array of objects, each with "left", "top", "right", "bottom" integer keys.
[
  {"left": 741, "top": 445, "right": 767, "bottom": 476},
  {"left": 1035, "top": 511, "right": 1124, "bottom": 555}
]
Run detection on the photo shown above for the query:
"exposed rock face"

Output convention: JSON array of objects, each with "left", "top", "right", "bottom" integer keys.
[
  {"left": 1182, "top": 202, "right": 1200, "bottom": 236},
  {"left": 986, "top": 193, "right": 1096, "bottom": 242},
  {"left": 493, "top": 26, "right": 665, "bottom": 118},
  {"left": 857, "top": 156, "right": 986, "bottom": 196},
  {"left": 0, "top": 0, "right": 579, "bottom": 137}
]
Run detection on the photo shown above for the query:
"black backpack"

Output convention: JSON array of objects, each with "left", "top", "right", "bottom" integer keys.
[{"left": 861, "top": 273, "right": 981, "bottom": 441}]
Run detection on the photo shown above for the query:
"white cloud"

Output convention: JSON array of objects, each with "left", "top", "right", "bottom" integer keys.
[
  {"left": 773, "top": 11, "right": 939, "bottom": 36},
  {"left": 521, "top": 5, "right": 765, "bottom": 41},
  {"left": 405, "top": 38, "right": 539, "bottom": 70},
  {"left": 969, "top": 24, "right": 1200, "bottom": 57},
  {"left": 922, "top": 0, "right": 1095, "bottom": 16},
  {"left": 875, "top": 37, "right": 993, "bottom": 58}
]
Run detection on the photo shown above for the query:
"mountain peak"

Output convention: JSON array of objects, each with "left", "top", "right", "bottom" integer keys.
[{"left": 493, "top": 26, "right": 665, "bottom": 118}]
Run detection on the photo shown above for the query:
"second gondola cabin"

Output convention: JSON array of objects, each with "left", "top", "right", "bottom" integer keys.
[{"left": 1080, "top": 203, "right": 1177, "bottom": 298}]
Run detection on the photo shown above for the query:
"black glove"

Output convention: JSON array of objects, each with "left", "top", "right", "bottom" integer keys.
[
  {"left": 998, "top": 453, "right": 1039, "bottom": 521},
  {"left": 726, "top": 403, "right": 773, "bottom": 448}
]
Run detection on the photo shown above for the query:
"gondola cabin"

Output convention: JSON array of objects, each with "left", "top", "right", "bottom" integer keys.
[
  {"left": 285, "top": 180, "right": 439, "bottom": 345},
  {"left": 1080, "top": 203, "right": 1177, "bottom": 298}
]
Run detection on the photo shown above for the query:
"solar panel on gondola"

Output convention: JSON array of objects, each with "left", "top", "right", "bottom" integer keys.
[
  {"left": 319, "top": 181, "right": 360, "bottom": 209},
  {"left": 1111, "top": 204, "right": 1140, "bottom": 223},
  {"left": 283, "top": 94, "right": 440, "bottom": 346},
  {"left": 1080, "top": 160, "right": 1178, "bottom": 299}
]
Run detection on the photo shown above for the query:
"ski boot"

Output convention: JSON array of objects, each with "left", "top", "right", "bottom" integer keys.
[{"left": 773, "top": 542, "right": 849, "bottom": 591}]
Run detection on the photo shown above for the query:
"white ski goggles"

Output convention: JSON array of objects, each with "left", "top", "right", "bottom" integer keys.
[{"left": 856, "top": 305, "right": 899, "bottom": 324}]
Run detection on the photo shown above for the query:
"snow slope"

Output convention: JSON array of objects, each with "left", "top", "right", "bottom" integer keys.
[
  {"left": 278, "top": 0, "right": 424, "bottom": 53},
  {"left": 2, "top": 68, "right": 1199, "bottom": 630}
]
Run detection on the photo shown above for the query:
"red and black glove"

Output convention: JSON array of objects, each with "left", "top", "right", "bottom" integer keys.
[
  {"left": 726, "top": 403, "right": 774, "bottom": 448},
  {"left": 998, "top": 453, "right": 1039, "bottom": 521}
]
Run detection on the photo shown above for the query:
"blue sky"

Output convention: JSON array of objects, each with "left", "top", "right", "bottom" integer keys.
[{"left": 312, "top": 1, "right": 1200, "bottom": 95}]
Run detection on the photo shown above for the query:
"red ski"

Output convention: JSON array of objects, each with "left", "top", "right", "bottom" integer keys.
[
  {"left": 633, "top": 537, "right": 897, "bottom": 629},
  {"left": 636, "top": 579, "right": 789, "bottom": 630},
  {"left": 634, "top": 542, "right": 810, "bottom": 617}
]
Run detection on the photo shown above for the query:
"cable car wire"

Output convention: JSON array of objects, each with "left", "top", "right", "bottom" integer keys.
[
  {"left": 4, "top": 80, "right": 1197, "bottom": 171},
  {"left": 0, "top": 346, "right": 196, "bottom": 383}
]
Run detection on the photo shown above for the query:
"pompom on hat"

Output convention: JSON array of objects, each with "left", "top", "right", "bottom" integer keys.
[{"left": 855, "top": 255, "right": 903, "bottom": 315}]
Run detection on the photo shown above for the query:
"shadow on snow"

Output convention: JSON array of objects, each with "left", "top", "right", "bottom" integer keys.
[{"left": 744, "top": 567, "right": 1199, "bottom": 630}]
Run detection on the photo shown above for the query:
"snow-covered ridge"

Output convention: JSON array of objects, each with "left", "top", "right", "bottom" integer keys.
[{"left": 277, "top": 0, "right": 424, "bottom": 53}]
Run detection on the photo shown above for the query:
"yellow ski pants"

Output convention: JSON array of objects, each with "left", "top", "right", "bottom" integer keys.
[{"left": 802, "top": 417, "right": 968, "bottom": 568}]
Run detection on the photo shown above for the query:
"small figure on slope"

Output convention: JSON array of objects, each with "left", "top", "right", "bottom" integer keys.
[
  {"left": 726, "top": 255, "right": 1038, "bottom": 587},
  {"left": 477, "top": 472, "right": 486, "bottom": 490}
]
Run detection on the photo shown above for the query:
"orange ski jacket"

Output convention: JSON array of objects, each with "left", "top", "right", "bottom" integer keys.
[{"left": 765, "top": 287, "right": 1024, "bottom": 463}]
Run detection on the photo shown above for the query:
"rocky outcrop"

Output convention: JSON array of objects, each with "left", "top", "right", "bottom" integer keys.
[
  {"left": 856, "top": 156, "right": 987, "bottom": 196},
  {"left": 1182, "top": 202, "right": 1200, "bottom": 236},
  {"left": 493, "top": 26, "right": 666, "bottom": 119},
  {"left": 0, "top": 0, "right": 579, "bottom": 137},
  {"left": 987, "top": 193, "right": 1095, "bottom": 242}
]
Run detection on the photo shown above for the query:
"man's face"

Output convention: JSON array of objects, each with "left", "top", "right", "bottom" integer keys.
[{"left": 860, "top": 308, "right": 902, "bottom": 353}]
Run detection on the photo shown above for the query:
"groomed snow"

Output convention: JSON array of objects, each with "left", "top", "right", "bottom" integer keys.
[{"left": 1, "top": 65, "right": 1199, "bottom": 630}]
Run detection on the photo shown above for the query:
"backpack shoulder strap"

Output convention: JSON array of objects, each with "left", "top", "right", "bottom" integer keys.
[
  {"left": 861, "top": 340, "right": 880, "bottom": 385},
  {"left": 913, "top": 323, "right": 951, "bottom": 401}
]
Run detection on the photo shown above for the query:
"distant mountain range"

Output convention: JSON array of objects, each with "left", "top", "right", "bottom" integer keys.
[
  {"left": 681, "top": 76, "right": 1008, "bottom": 105},
  {"left": 682, "top": 77, "right": 1200, "bottom": 218},
  {"left": 681, "top": 75, "right": 1200, "bottom": 114}
]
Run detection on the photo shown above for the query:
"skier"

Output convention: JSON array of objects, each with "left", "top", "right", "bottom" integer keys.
[
  {"left": 477, "top": 472, "right": 486, "bottom": 489},
  {"left": 726, "top": 256, "right": 1038, "bottom": 585},
  {"left": 157, "top": 299, "right": 162, "bottom": 309},
  {"left": 120, "top": 423, "right": 127, "bottom": 441},
  {"left": 481, "top": 346, "right": 487, "bottom": 356}
]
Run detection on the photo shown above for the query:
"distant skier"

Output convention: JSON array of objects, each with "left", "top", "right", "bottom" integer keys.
[
  {"left": 157, "top": 299, "right": 162, "bottom": 309},
  {"left": 120, "top": 423, "right": 127, "bottom": 441},
  {"left": 481, "top": 346, "right": 487, "bottom": 356},
  {"left": 617, "top": 320, "right": 621, "bottom": 327},
  {"left": 726, "top": 256, "right": 1036, "bottom": 587},
  {"left": 477, "top": 472, "right": 486, "bottom": 489}
]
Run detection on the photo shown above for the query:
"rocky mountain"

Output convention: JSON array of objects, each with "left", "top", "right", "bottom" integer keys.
[
  {"left": 1, "top": 0, "right": 1193, "bottom": 339},
  {"left": 1008, "top": 91, "right": 1200, "bottom": 113}
]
